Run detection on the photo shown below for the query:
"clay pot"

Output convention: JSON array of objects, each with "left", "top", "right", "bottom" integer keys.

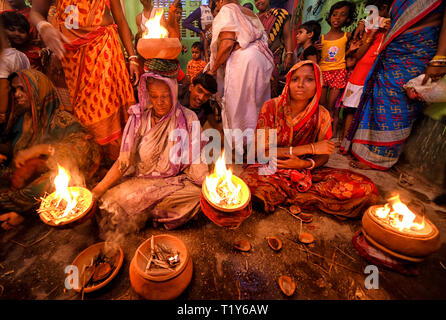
[
  {"left": 129, "top": 234, "right": 193, "bottom": 300},
  {"left": 137, "top": 38, "right": 182, "bottom": 60},
  {"left": 202, "top": 176, "right": 251, "bottom": 213},
  {"left": 362, "top": 205, "right": 441, "bottom": 260},
  {"left": 39, "top": 187, "right": 96, "bottom": 228},
  {"left": 71, "top": 242, "right": 124, "bottom": 293}
]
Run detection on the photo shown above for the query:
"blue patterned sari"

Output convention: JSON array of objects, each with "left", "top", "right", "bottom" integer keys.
[{"left": 341, "top": 0, "right": 444, "bottom": 170}]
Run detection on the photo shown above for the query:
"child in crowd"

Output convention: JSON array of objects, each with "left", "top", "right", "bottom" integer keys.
[
  {"left": 318, "top": 1, "right": 356, "bottom": 121},
  {"left": 167, "top": 0, "right": 188, "bottom": 53},
  {"left": 340, "top": 0, "right": 392, "bottom": 152},
  {"left": 295, "top": 20, "right": 320, "bottom": 63},
  {"left": 1, "top": 11, "right": 41, "bottom": 70},
  {"left": 187, "top": 41, "right": 207, "bottom": 82},
  {"left": 0, "top": 15, "right": 30, "bottom": 125}
]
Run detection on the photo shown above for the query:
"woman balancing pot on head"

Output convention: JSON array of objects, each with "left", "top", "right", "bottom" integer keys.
[
  {"left": 240, "top": 61, "right": 379, "bottom": 219},
  {"left": 30, "top": 0, "right": 140, "bottom": 160}
]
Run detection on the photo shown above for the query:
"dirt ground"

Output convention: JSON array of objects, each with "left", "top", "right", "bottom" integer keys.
[{"left": 1, "top": 150, "right": 445, "bottom": 300}]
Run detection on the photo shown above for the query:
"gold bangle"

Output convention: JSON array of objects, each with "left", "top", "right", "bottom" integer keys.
[
  {"left": 130, "top": 60, "right": 140, "bottom": 66},
  {"left": 310, "top": 143, "right": 315, "bottom": 155},
  {"left": 433, "top": 55, "right": 446, "bottom": 60},
  {"left": 289, "top": 146, "right": 293, "bottom": 155}
]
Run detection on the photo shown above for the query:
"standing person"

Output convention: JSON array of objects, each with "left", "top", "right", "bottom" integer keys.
[
  {"left": 345, "top": 0, "right": 446, "bottom": 170},
  {"left": 30, "top": 0, "right": 139, "bottom": 160},
  {"left": 318, "top": 1, "right": 356, "bottom": 135},
  {"left": 182, "top": 0, "right": 214, "bottom": 49},
  {"left": 255, "top": 0, "right": 293, "bottom": 97},
  {"left": 208, "top": 0, "right": 274, "bottom": 149},
  {"left": 295, "top": 20, "right": 320, "bottom": 63},
  {"left": 186, "top": 41, "right": 207, "bottom": 82},
  {"left": 167, "top": 0, "right": 188, "bottom": 53},
  {"left": 339, "top": 0, "right": 392, "bottom": 153}
]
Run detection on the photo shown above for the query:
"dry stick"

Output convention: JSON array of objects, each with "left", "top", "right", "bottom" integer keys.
[
  {"left": 279, "top": 206, "right": 304, "bottom": 222},
  {"left": 328, "top": 251, "right": 336, "bottom": 274},
  {"left": 335, "top": 246, "right": 356, "bottom": 262},
  {"left": 290, "top": 241, "right": 361, "bottom": 274},
  {"left": 29, "top": 229, "right": 53, "bottom": 247},
  {"left": 9, "top": 239, "right": 26, "bottom": 248},
  {"left": 236, "top": 280, "right": 242, "bottom": 300},
  {"left": 440, "top": 261, "right": 446, "bottom": 271}
]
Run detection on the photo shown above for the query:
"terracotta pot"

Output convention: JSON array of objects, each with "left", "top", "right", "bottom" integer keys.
[
  {"left": 39, "top": 187, "right": 96, "bottom": 228},
  {"left": 129, "top": 234, "right": 193, "bottom": 300},
  {"left": 202, "top": 175, "right": 251, "bottom": 212},
  {"left": 137, "top": 38, "right": 182, "bottom": 60},
  {"left": 362, "top": 205, "right": 441, "bottom": 259},
  {"left": 71, "top": 242, "right": 124, "bottom": 293}
]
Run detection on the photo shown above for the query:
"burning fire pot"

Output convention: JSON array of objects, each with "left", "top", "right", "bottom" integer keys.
[
  {"left": 38, "top": 165, "right": 96, "bottom": 227},
  {"left": 136, "top": 9, "right": 182, "bottom": 60},
  {"left": 361, "top": 194, "right": 441, "bottom": 262},
  {"left": 201, "top": 153, "right": 252, "bottom": 229}
]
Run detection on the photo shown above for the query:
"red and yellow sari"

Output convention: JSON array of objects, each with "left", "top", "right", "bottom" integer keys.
[
  {"left": 241, "top": 61, "right": 378, "bottom": 218},
  {"left": 51, "top": 0, "right": 135, "bottom": 153}
]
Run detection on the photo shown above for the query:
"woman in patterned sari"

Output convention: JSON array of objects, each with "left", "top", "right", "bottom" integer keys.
[
  {"left": 240, "top": 61, "right": 378, "bottom": 219},
  {"left": 0, "top": 70, "right": 100, "bottom": 230},
  {"left": 255, "top": 0, "right": 294, "bottom": 97},
  {"left": 30, "top": 0, "right": 139, "bottom": 159},
  {"left": 342, "top": 0, "right": 446, "bottom": 170}
]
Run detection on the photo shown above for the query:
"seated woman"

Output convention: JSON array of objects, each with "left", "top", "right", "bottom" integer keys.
[
  {"left": 92, "top": 73, "right": 208, "bottom": 235},
  {"left": 240, "top": 61, "right": 378, "bottom": 219},
  {"left": 0, "top": 70, "right": 100, "bottom": 230}
]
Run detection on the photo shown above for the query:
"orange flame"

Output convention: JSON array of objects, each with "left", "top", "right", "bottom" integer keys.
[
  {"left": 374, "top": 194, "right": 425, "bottom": 232},
  {"left": 142, "top": 10, "right": 168, "bottom": 39},
  {"left": 205, "top": 152, "right": 242, "bottom": 207},
  {"left": 53, "top": 165, "right": 79, "bottom": 218}
]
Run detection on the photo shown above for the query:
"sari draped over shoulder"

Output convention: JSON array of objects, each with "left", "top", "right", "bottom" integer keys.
[
  {"left": 97, "top": 73, "right": 209, "bottom": 235},
  {"left": 258, "top": 8, "right": 290, "bottom": 97},
  {"left": 0, "top": 70, "right": 100, "bottom": 214},
  {"left": 341, "top": 0, "right": 444, "bottom": 170},
  {"left": 240, "top": 61, "right": 378, "bottom": 218},
  {"left": 52, "top": 0, "right": 135, "bottom": 147}
]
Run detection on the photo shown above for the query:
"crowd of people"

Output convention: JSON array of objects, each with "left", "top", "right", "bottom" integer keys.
[{"left": 0, "top": 0, "right": 444, "bottom": 233}]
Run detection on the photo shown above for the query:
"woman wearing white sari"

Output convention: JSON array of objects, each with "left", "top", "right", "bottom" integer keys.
[{"left": 208, "top": 0, "right": 274, "bottom": 147}]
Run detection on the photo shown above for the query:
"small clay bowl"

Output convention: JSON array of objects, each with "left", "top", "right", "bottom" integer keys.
[
  {"left": 299, "top": 232, "right": 315, "bottom": 244},
  {"left": 278, "top": 275, "right": 295, "bottom": 296},
  {"left": 266, "top": 236, "right": 282, "bottom": 251},
  {"left": 233, "top": 239, "right": 251, "bottom": 252},
  {"left": 71, "top": 242, "right": 124, "bottom": 293}
]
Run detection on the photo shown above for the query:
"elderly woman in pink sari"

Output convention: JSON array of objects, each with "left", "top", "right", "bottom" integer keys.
[{"left": 92, "top": 73, "right": 208, "bottom": 235}]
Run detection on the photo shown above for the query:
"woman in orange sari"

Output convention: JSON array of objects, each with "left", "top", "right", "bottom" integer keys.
[
  {"left": 30, "top": 0, "right": 139, "bottom": 159},
  {"left": 241, "top": 61, "right": 378, "bottom": 219}
]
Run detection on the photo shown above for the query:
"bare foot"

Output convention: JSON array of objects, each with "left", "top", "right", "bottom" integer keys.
[
  {"left": 349, "top": 160, "right": 373, "bottom": 170},
  {"left": 0, "top": 212, "right": 24, "bottom": 230}
]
